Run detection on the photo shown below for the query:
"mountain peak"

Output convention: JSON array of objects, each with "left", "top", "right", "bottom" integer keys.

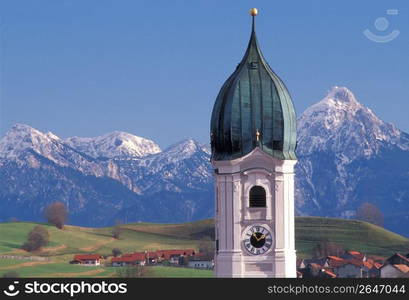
[
  {"left": 64, "top": 131, "right": 161, "bottom": 159},
  {"left": 327, "top": 86, "right": 358, "bottom": 104},
  {"left": 164, "top": 138, "right": 200, "bottom": 155},
  {"left": 8, "top": 123, "right": 40, "bottom": 135},
  {"left": 297, "top": 86, "right": 409, "bottom": 157},
  {"left": 6, "top": 124, "right": 61, "bottom": 141},
  {"left": 317, "top": 86, "right": 362, "bottom": 113},
  {"left": 0, "top": 123, "right": 63, "bottom": 160}
]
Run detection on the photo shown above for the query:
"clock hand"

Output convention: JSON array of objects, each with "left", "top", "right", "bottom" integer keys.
[{"left": 255, "top": 234, "right": 265, "bottom": 242}]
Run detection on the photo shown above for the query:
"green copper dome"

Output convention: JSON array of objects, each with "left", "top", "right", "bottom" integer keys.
[{"left": 210, "top": 16, "right": 297, "bottom": 161}]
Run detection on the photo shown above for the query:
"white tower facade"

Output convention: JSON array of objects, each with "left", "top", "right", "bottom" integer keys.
[
  {"left": 210, "top": 9, "right": 298, "bottom": 278},
  {"left": 213, "top": 149, "right": 297, "bottom": 277}
]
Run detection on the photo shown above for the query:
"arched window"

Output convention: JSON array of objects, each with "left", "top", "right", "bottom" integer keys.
[{"left": 249, "top": 186, "right": 266, "bottom": 207}]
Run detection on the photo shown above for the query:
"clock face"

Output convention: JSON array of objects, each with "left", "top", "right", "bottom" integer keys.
[{"left": 243, "top": 225, "right": 273, "bottom": 255}]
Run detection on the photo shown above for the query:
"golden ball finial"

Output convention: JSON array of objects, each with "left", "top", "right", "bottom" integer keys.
[{"left": 249, "top": 8, "right": 258, "bottom": 16}]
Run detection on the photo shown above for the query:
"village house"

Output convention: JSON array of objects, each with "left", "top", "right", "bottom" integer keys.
[
  {"left": 71, "top": 254, "right": 103, "bottom": 266},
  {"left": 381, "top": 264, "right": 409, "bottom": 278},
  {"left": 298, "top": 258, "right": 329, "bottom": 269},
  {"left": 145, "top": 251, "right": 159, "bottom": 264},
  {"left": 110, "top": 249, "right": 197, "bottom": 267},
  {"left": 380, "top": 253, "right": 409, "bottom": 278},
  {"left": 329, "top": 252, "right": 382, "bottom": 278},
  {"left": 299, "top": 251, "right": 383, "bottom": 278},
  {"left": 332, "top": 259, "right": 367, "bottom": 278},
  {"left": 301, "top": 263, "right": 325, "bottom": 278},
  {"left": 156, "top": 249, "right": 196, "bottom": 264},
  {"left": 365, "top": 259, "right": 383, "bottom": 278},
  {"left": 385, "top": 253, "right": 409, "bottom": 266},
  {"left": 187, "top": 255, "right": 214, "bottom": 269},
  {"left": 111, "top": 253, "right": 146, "bottom": 267}
]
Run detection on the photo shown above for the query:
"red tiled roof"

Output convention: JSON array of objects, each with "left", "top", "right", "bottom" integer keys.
[
  {"left": 392, "top": 264, "right": 409, "bottom": 274},
  {"left": 112, "top": 249, "right": 196, "bottom": 262},
  {"left": 330, "top": 258, "right": 364, "bottom": 268},
  {"left": 122, "top": 253, "right": 135, "bottom": 257},
  {"left": 347, "top": 251, "right": 365, "bottom": 260},
  {"left": 363, "top": 261, "right": 374, "bottom": 269},
  {"left": 327, "top": 256, "right": 343, "bottom": 261},
  {"left": 145, "top": 251, "right": 159, "bottom": 259},
  {"left": 321, "top": 269, "right": 337, "bottom": 278},
  {"left": 156, "top": 249, "right": 195, "bottom": 260},
  {"left": 112, "top": 253, "right": 146, "bottom": 262},
  {"left": 74, "top": 254, "right": 102, "bottom": 261}
]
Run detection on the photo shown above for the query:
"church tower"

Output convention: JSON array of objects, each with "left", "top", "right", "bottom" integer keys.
[{"left": 210, "top": 9, "right": 297, "bottom": 278}]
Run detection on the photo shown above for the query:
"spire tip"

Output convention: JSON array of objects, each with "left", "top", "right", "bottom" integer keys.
[{"left": 249, "top": 8, "right": 258, "bottom": 17}]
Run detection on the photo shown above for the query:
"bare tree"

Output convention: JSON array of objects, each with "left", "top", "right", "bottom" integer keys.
[
  {"left": 112, "top": 248, "right": 122, "bottom": 257},
  {"left": 356, "top": 202, "right": 384, "bottom": 227},
  {"left": 312, "top": 241, "right": 344, "bottom": 258},
  {"left": 178, "top": 255, "right": 189, "bottom": 266},
  {"left": 198, "top": 237, "right": 215, "bottom": 258},
  {"left": 44, "top": 202, "right": 68, "bottom": 229},
  {"left": 112, "top": 220, "right": 123, "bottom": 239},
  {"left": 22, "top": 226, "right": 49, "bottom": 252}
]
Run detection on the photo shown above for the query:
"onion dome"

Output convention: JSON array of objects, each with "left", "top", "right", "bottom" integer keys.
[{"left": 210, "top": 9, "right": 297, "bottom": 161}]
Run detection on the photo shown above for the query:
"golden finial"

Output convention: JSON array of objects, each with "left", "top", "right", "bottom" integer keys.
[
  {"left": 249, "top": 8, "right": 258, "bottom": 17},
  {"left": 256, "top": 129, "right": 261, "bottom": 142}
]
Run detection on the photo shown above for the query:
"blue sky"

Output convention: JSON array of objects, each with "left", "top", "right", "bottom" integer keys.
[{"left": 0, "top": 0, "right": 408, "bottom": 148}]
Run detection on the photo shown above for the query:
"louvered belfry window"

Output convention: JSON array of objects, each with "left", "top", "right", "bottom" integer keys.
[{"left": 249, "top": 186, "right": 266, "bottom": 207}]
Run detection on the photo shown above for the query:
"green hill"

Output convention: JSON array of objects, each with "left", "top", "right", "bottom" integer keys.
[{"left": 0, "top": 217, "right": 408, "bottom": 277}]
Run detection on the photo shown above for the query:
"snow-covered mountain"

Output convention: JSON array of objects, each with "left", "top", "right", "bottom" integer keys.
[
  {"left": 1, "top": 86, "right": 409, "bottom": 236},
  {"left": 0, "top": 126, "right": 213, "bottom": 225},
  {"left": 113, "top": 139, "right": 213, "bottom": 223},
  {"left": 298, "top": 86, "right": 409, "bottom": 158},
  {"left": 296, "top": 86, "right": 409, "bottom": 235},
  {"left": 0, "top": 123, "right": 105, "bottom": 176},
  {"left": 64, "top": 131, "right": 161, "bottom": 159}
]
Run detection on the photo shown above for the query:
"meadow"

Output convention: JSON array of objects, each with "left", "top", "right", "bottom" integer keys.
[{"left": 0, "top": 217, "right": 408, "bottom": 277}]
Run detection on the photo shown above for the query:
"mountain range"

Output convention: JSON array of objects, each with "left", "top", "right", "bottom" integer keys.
[
  {"left": 0, "top": 125, "right": 213, "bottom": 225},
  {"left": 1, "top": 86, "right": 408, "bottom": 236}
]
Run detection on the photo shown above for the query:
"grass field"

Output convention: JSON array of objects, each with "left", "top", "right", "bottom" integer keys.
[
  {"left": 145, "top": 266, "right": 213, "bottom": 278},
  {"left": 295, "top": 217, "right": 409, "bottom": 258},
  {"left": 0, "top": 217, "right": 408, "bottom": 277}
]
